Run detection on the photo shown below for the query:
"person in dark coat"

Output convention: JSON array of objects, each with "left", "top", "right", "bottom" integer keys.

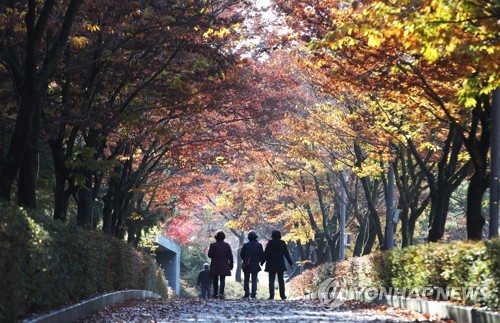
[
  {"left": 240, "top": 230, "right": 264, "bottom": 299},
  {"left": 261, "top": 230, "right": 293, "bottom": 300},
  {"left": 197, "top": 263, "right": 212, "bottom": 299},
  {"left": 207, "top": 230, "right": 233, "bottom": 299}
]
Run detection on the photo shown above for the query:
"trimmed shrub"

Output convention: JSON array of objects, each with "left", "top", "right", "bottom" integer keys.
[
  {"left": 287, "top": 238, "right": 500, "bottom": 310},
  {"left": 390, "top": 244, "right": 432, "bottom": 291},
  {"left": 485, "top": 238, "right": 500, "bottom": 308},
  {"left": 288, "top": 266, "right": 318, "bottom": 298},
  {"left": 0, "top": 207, "right": 168, "bottom": 322},
  {"left": 370, "top": 251, "right": 392, "bottom": 288},
  {"left": 311, "top": 262, "right": 336, "bottom": 292}
]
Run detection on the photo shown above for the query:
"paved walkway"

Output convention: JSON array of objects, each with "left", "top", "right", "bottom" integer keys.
[{"left": 81, "top": 298, "right": 449, "bottom": 322}]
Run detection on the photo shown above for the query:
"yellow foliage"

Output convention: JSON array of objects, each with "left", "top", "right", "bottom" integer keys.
[
  {"left": 84, "top": 23, "right": 100, "bottom": 32},
  {"left": 129, "top": 212, "right": 144, "bottom": 221},
  {"left": 203, "top": 27, "right": 231, "bottom": 40},
  {"left": 419, "top": 142, "right": 439, "bottom": 152},
  {"left": 457, "top": 151, "right": 471, "bottom": 162}
]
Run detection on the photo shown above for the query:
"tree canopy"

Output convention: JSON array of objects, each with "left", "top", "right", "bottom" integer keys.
[{"left": 0, "top": 0, "right": 498, "bottom": 263}]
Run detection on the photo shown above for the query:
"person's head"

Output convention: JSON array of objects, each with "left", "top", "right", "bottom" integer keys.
[
  {"left": 247, "top": 230, "right": 258, "bottom": 241},
  {"left": 203, "top": 263, "right": 209, "bottom": 270},
  {"left": 214, "top": 230, "right": 225, "bottom": 241},
  {"left": 271, "top": 230, "right": 282, "bottom": 239}
]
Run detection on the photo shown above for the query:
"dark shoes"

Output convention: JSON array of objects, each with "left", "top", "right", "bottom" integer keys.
[{"left": 212, "top": 294, "right": 225, "bottom": 299}]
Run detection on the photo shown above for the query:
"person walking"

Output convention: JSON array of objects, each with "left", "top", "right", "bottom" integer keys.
[
  {"left": 261, "top": 230, "right": 293, "bottom": 300},
  {"left": 197, "top": 263, "right": 212, "bottom": 299},
  {"left": 208, "top": 230, "right": 233, "bottom": 299},
  {"left": 240, "top": 230, "right": 264, "bottom": 299}
]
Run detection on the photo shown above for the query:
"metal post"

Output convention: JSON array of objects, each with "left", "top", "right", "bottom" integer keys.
[
  {"left": 490, "top": 88, "right": 500, "bottom": 238},
  {"left": 386, "top": 143, "right": 395, "bottom": 249},
  {"left": 340, "top": 171, "right": 346, "bottom": 260}
]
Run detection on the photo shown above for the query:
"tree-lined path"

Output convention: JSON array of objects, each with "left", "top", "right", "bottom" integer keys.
[
  {"left": 81, "top": 298, "right": 446, "bottom": 322},
  {"left": 1, "top": 0, "right": 499, "bottom": 321}
]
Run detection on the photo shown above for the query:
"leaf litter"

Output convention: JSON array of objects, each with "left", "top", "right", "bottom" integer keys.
[{"left": 81, "top": 298, "right": 453, "bottom": 322}]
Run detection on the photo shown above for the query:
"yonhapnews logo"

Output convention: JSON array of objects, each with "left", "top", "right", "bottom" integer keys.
[{"left": 317, "top": 279, "right": 490, "bottom": 308}]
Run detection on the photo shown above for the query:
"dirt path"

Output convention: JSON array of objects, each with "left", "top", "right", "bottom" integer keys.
[{"left": 81, "top": 298, "right": 450, "bottom": 322}]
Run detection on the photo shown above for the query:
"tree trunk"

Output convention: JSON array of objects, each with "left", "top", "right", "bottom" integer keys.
[
  {"left": 115, "top": 194, "right": 133, "bottom": 239},
  {"left": 314, "top": 236, "right": 330, "bottom": 265},
  {"left": 18, "top": 94, "right": 42, "bottom": 208},
  {"left": 0, "top": 0, "right": 84, "bottom": 205},
  {"left": 49, "top": 137, "right": 75, "bottom": 221},
  {"left": 408, "top": 215, "right": 417, "bottom": 244},
  {"left": 427, "top": 184, "right": 453, "bottom": 242},
  {"left": 0, "top": 93, "right": 36, "bottom": 205},
  {"left": 312, "top": 171, "right": 338, "bottom": 262},
  {"left": 466, "top": 171, "right": 488, "bottom": 240},
  {"left": 17, "top": 142, "right": 38, "bottom": 208},
  {"left": 353, "top": 213, "right": 367, "bottom": 256},
  {"left": 17, "top": 96, "right": 40, "bottom": 208},
  {"left": 303, "top": 202, "right": 329, "bottom": 264},
  {"left": 295, "top": 238, "right": 306, "bottom": 261},
  {"left": 354, "top": 144, "right": 385, "bottom": 248},
  {"left": 111, "top": 208, "right": 119, "bottom": 236},
  {"left": 127, "top": 222, "right": 137, "bottom": 244},
  {"left": 416, "top": 125, "right": 467, "bottom": 242},
  {"left": 400, "top": 208, "right": 412, "bottom": 248},
  {"left": 329, "top": 232, "right": 340, "bottom": 262},
  {"left": 362, "top": 214, "right": 377, "bottom": 255},
  {"left": 464, "top": 101, "right": 490, "bottom": 240},
  {"left": 133, "top": 229, "right": 142, "bottom": 248},
  {"left": 52, "top": 172, "right": 69, "bottom": 221},
  {"left": 102, "top": 190, "right": 114, "bottom": 234},
  {"left": 77, "top": 176, "right": 93, "bottom": 227},
  {"left": 0, "top": 0, "right": 38, "bottom": 204},
  {"left": 53, "top": 191, "right": 71, "bottom": 222},
  {"left": 235, "top": 232, "right": 244, "bottom": 283},
  {"left": 408, "top": 195, "right": 430, "bottom": 245}
]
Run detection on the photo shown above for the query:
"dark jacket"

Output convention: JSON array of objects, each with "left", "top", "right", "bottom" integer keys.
[
  {"left": 197, "top": 269, "right": 212, "bottom": 288},
  {"left": 240, "top": 240, "right": 264, "bottom": 273},
  {"left": 208, "top": 241, "right": 233, "bottom": 276},
  {"left": 262, "top": 238, "right": 293, "bottom": 273}
]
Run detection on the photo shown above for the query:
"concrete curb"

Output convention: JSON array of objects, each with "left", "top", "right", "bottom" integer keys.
[
  {"left": 295, "top": 291, "right": 500, "bottom": 323},
  {"left": 23, "top": 290, "right": 162, "bottom": 323}
]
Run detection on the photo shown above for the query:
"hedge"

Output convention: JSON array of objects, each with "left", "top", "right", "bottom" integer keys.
[
  {"left": 287, "top": 239, "right": 500, "bottom": 310},
  {"left": 0, "top": 207, "right": 168, "bottom": 322}
]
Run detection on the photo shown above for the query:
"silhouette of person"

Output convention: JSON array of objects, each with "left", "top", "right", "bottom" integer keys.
[
  {"left": 197, "top": 263, "right": 212, "bottom": 299},
  {"left": 261, "top": 230, "right": 293, "bottom": 300},
  {"left": 207, "top": 230, "right": 233, "bottom": 299},
  {"left": 240, "top": 230, "right": 264, "bottom": 299}
]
